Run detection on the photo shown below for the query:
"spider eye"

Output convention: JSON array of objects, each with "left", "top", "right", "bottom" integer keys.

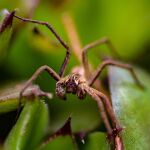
[{"left": 56, "top": 83, "right": 66, "bottom": 100}]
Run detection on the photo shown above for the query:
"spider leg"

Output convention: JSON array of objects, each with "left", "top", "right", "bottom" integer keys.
[
  {"left": 13, "top": 14, "right": 70, "bottom": 77},
  {"left": 83, "top": 85, "right": 112, "bottom": 135},
  {"left": 82, "top": 37, "right": 120, "bottom": 79},
  {"left": 84, "top": 85, "right": 123, "bottom": 147},
  {"left": 94, "top": 89, "right": 124, "bottom": 145},
  {"left": 88, "top": 59, "right": 143, "bottom": 88},
  {"left": 93, "top": 88, "right": 121, "bottom": 129},
  {"left": 18, "top": 65, "right": 60, "bottom": 115}
]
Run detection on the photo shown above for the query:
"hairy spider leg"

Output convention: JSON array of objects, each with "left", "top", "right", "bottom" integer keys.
[
  {"left": 13, "top": 14, "right": 71, "bottom": 77},
  {"left": 93, "top": 88, "right": 121, "bottom": 130},
  {"left": 83, "top": 84, "right": 123, "bottom": 147},
  {"left": 88, "top": 59, "right": 143, "bottom": 88},
  {"left": 17, "top": 65, "right": 60, "bottom": 115},
  {"left": 83, "top": 84, "right": 112, "bottom": 135},
  {"left": 82, "top": 37, "right": 120, "bottom": 79},
  {"left": 87, "top": 86, "right": 124, "bottom": 149},
  {"left": 85, "top": 85, "right": 121, "bottom": 132}
]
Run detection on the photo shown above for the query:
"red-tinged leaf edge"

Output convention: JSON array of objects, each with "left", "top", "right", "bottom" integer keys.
[
  {"left": 46, "top": 116, "right": 73, "bottom": 143},
  {"left": 0, "top": 10, "right": 15, "bottom": 33},
  {"left": 39, "top": 116, "right": 78, "bottom": 149}
]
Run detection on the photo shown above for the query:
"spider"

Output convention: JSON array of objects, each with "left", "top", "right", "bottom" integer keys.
[{"left": 7, "top": 10, "right": 143, "bottom": 147}]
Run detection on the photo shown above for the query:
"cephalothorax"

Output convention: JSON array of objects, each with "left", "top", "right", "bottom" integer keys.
[
  {"left": 6, "top": 10, "right": 143, "bottom": 150},
  {"left": 56, "top": 73, "right": 86, "bottom": 100}
]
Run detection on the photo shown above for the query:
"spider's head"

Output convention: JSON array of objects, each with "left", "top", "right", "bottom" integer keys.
[
  {"left": 55, "top": 74, "right": 78, "bottom": 100},
  {"left": 65, "top": 75, "right": 78, "bottom": 94},
  {"left": 56, "top": 74, "right": 87, "bottom": 100},
  {"left": 55, "top": 82, "right": 66, "bottom": 100}
]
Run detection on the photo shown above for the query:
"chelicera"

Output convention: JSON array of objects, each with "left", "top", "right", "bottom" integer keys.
[
  {"left": 55, "top": 73, "right": 87, "bottom": 100},
  {"left": 6, "top": 10, "right": 143, "bottom": 149}
]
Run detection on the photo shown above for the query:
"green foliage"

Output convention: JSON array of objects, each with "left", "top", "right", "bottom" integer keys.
[
  {"left": 4, "top": 99, "right": 49, "bottom": 150},
  {"left": 109, "top": 67, "right": 150, "bottom": 149},
  {"left": 38, "top": 136, "right": 76, "bottom": 150},
  {"left": 0, "top": 0, "right": 150, "bottom": 149},
  {"left": 82, "top": 132, "right": 109, "bottom": 150}
]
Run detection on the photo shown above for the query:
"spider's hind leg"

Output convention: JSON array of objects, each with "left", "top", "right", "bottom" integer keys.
[
  {"left": 88, "top": 59, "right": 143, "bottom": 89},
  {"left": 82, "top": 37, "right": 120, "bottom": 79}
]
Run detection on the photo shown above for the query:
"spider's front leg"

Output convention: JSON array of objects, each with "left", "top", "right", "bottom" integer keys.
[
  {"left": 18, "top": 65, "right": 60, "bottom": 113},
  {"left": 85, "top": 85, "right": 122, "bottom": 139},
  {"left": 93, "top": 88, "right": 122, "bottom": 133},
  {"left": 83, "top": 85, "right": 112, "bottom": 136},
  {"left": 85, "top": 85, "right": 124, "bottom": 149},
  {"left": 94, "top": 89, "right": 124, "bottom": 149}
]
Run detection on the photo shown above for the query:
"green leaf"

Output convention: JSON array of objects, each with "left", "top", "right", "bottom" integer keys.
[
  {"left": 0, "top": 9, "right": 14, "bottom": 63},
  {"left": 4, "top": 99, "right": 49, "bottom": 150},
  {"left": 38, "top": 116, "right": 77, "bottom": 150},
  {"left": 82, "top": 132, "right": 109, "bottom": 150},
  {"left": 0, "top": 83, "right": 52, "bottom": 114},
  {"left": 49, "top": 95, "right": 101, "bottom": 133},
  {"left": 109, "top": 66, "right": 150, "bottom": 149},
  {"left": 38, "top": 135, "right": 76, "bottom": 150}
]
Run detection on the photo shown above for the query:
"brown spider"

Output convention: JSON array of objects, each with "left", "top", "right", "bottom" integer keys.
[{"left": 7, "top": 11, "right": 143, "bottom": 148}]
